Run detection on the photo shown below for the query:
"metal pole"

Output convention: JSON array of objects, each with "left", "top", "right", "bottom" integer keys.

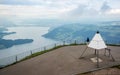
[
  {"left": 95, "top": 49, "right": 97, "bottom": 55},
  {"left": 30, "top": 50, "right": 32, "bottom": 55},
  {"left": 109, "top": 49, "right": 115, "bottom": 61},
  {"left": 108, "top": 49, "right": 110, "bottom": 57},
  {"left": 79, "top": 46, "right": 88, "bottom": 59},
  {"left": 75, "top": 40, "right": 76, "bottom": 44},
  {"left": 104, "top": 48, "right": 106, "bottom": 56},
  {"left": 54, "top": 43, "right": 56, "bottom": 47},
  {"left": 63, "top": 41, "right": 65, "bottom": 45},
  {"left": 44, "top": 47, "right": 46, "bottom": 50},
  {"left": 16, "top": 55, "right": 17, "bottom": 62},
  {"left": 97, "top": 50, "right": 99, "bottom": 68}
]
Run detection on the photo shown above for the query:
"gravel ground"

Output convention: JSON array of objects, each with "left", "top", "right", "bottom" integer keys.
[
  {"left": 0, "top": 45, "right": 120, "bottom": 75},
  {"left": 78, "top": 68, "right": 120, "bottom": 75}
]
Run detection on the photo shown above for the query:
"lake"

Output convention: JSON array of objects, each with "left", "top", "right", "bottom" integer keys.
[{"left": 0, "top": 27, "right": 58, "bottom": 59}]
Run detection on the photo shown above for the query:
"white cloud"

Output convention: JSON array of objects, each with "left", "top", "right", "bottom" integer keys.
[
  {"left": 0, "top": 0, "right": 120, "bottom": 23},
  {"left": 107, "top": 9, "right": 120, "bottom": 15},
  {"left": 0, "top": 5, "right": 73, "bottom": 19}
]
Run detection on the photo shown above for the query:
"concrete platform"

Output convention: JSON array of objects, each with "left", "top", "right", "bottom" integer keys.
[{"left": 0, "top": 45, "right": 120, "bottom": 75}]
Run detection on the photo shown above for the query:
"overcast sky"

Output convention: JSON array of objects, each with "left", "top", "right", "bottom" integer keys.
[{"left": 0, "top": 0, "right": 120, "bottom": 24}]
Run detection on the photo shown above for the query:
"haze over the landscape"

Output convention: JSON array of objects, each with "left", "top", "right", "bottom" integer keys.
[
  {"left": 0, "top": 1, "right": 120, "bottom": 74},
  {"left": 0, "top": 0, "right": 120, "bottom": 25}
]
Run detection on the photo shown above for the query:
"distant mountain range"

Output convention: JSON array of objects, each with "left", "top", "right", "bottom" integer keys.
[
  {"left": 0, "top": 17, "right": 120, "bottom": 27},
  {"left": 43, "top": 22, "right": 120, "bottom": 44},
  {"left": 0, "top": 18, "right": 16, "bottom": 27},
  {"left": 99, "top": 21, "right": 120, "bottom": 26}
]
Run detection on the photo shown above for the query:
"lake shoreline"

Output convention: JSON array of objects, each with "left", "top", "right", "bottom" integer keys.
[
  {"left": 0, "top": 27, "right": 34, "bottom": 49},
  {"left": 0, "top": 27, "right": 57, "bottom": 59}
]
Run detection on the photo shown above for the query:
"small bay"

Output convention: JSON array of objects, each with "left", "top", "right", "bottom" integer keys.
[{"left": 0, "top": 27, "right": 57, "bottom": 59}]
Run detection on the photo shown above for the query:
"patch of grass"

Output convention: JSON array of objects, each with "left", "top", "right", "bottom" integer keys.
[
  {"left": 111, "top": 65, "right": 120, "bottom": 69},
  {"left": 69, "top": 43, "right": 86, "bottom": 46},
  {"left": 107, "top": 44, "right": 120, "bottom": 46},
  {"left": 115, "top": 66, "right": 120, "bottom": 69},
  {"left": 76, "top": 71, "right": 92, "bottom": 75}
]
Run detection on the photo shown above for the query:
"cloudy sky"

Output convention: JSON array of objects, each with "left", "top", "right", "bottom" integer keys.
[{"left": 0, "top": 0, "right": 120, "bottom": 24}]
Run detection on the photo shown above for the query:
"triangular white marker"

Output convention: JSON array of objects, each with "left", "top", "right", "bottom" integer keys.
[{"left": 88, "top": 31, "right": 107, "bottom": 50}]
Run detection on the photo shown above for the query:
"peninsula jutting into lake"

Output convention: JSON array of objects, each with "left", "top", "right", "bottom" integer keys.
[
  {"left": 0, "top": 39, "right": 33, "bottom": 49},
  {"left": 0, "top": 27, "right": 33, "bottom": 49}
]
